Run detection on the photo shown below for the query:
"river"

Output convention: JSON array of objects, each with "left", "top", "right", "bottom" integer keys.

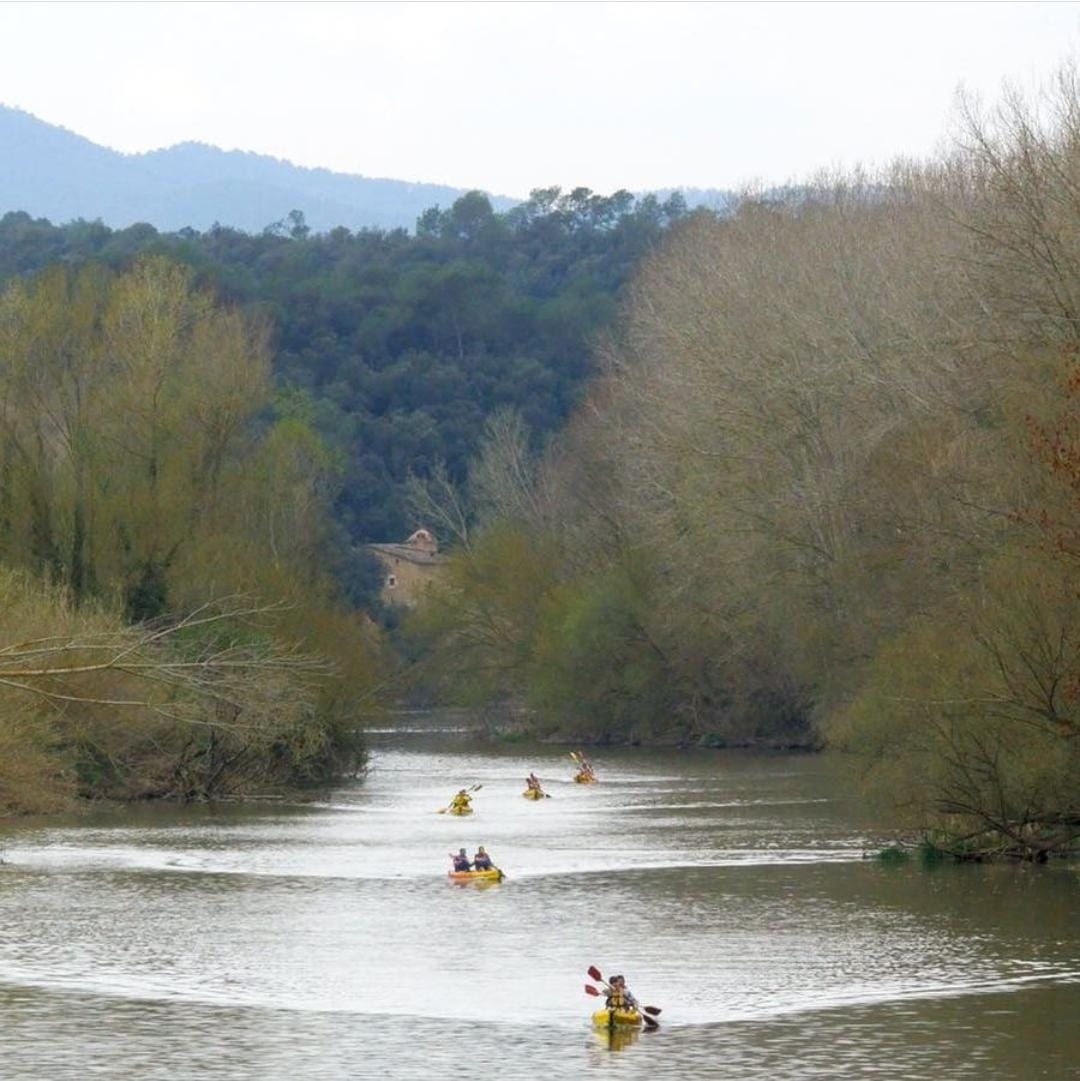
[{"left": 1, "top": 715, "right": 1078, "bottom": 1079}]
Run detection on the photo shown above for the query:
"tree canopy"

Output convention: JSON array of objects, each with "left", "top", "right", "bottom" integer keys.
[
  {"left": 0, "top": 188, "right": 690, "bottom": 562},
  {"left": 410, "top": 69, "right": 1080, "bottom": 859},
  {"left": 0, "top": 258, "right": 382, "bottom": 811}
]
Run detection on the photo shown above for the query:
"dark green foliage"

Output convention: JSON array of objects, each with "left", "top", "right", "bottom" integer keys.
[
  {"left": 124, "top": 560, "right": 170, "bottom": 623},
  {"left": 916, "top": 840, "right": 949, "bottom": 866},
  {"left": 873, "top": 846, "right": 911, "bottom": 864},
  {"left": 0, "top": 189, "right": 689, "bottom": 553}
]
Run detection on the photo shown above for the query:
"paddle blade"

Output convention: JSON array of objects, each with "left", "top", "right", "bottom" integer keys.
[
  {"left": 642, "top": 1013, "right": 659, "bottom": 1030},
  {"left": 584, "top": 984, "right": 601, "bottom": 997},
  {"left": 587, "top": 965, "right": 603, "bottom": 982},
  {"left": 644, "top": 1005, "right": 661, "bottom": 1016},
  {"left": 436, "top": 808, "right": 447, "bottom": 814}
]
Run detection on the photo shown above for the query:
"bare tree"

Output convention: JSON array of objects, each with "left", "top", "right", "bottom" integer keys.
[{"left": 404, "top": 459, "right": 472, "bottom": 548}]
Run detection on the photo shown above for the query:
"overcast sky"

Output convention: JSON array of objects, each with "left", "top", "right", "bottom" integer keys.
[{"left": 2, "top": 1, "right": 1078, "bottom": 197}]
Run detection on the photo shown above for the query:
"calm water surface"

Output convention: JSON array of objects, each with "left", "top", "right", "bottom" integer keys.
[{"left": 1, "top": 716, "right": 1078, "bottom": 1079}]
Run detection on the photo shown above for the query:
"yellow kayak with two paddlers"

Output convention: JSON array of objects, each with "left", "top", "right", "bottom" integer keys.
[
  {"left": 570, "top": 751, "right": 597, "bottom": 784},
  {"left": 447, "top": 867, "right": 504, "bottom": 883},
  {"left": 585, "top": 965, "right": 659, "bottom": 1031}
]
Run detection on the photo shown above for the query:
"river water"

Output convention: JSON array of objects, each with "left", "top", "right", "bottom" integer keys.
[{"left": 1, "top": 716, "right": 1077, "bottom": 1080}]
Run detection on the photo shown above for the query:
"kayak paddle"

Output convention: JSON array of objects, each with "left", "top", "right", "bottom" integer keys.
[
  {"left": 587, "top": 984, "right": 658, "bottom": 1015},
  {"left": 586, "top": 967, "right": 661, "bottom": 1028}
]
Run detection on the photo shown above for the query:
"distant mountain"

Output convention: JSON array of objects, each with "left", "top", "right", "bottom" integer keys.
[{"left": 0, "top": 106, "right": 517, "bottom": 233}]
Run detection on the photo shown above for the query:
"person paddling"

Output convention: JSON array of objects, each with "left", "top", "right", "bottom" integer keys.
[
  {"left": 573, "top": 754, "right": 596, "bottom": 782},
  {"left": 605, "top": 975, "right": 639, "bottom": 1012},
  {"left": 472, "top": 845, "right": 494, "bottom": 870},
  {"left": 449, "top": 789, "right": 472, "bottom": 813},
  {"left": 449, "top": 848, "right": 472, "bottom": 872},
  {"left": 526, "top": 772, "right": 543, "bottom": 793}
]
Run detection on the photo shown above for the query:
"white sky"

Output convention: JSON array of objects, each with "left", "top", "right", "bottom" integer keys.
[{"left": 1, "top": 0, "right": 1078, "bottom": 197}]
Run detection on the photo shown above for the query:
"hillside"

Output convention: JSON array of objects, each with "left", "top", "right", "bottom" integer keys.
[
  {"left": 0, "top": 185, "right": 693, "bottom": 599},
  {"left": 0, "top": 106, "right": 736, "bottom": 234},
  {"left": 0, "top": 105, "right": 514, "bottom": 232}
]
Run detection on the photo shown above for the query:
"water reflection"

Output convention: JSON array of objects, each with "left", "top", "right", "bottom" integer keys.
[{"left": 591, "top": 1025, "right": 641, "bottom": 1052}]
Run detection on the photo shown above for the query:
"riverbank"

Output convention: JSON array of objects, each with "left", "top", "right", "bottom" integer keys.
[{"left": 421, "top": 703, "right": 821, "bottom": 752}]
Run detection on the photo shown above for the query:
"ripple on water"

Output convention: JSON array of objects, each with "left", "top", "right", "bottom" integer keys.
[{"left": 0, "top": 733, "right": 1078, "bottom": 1080}]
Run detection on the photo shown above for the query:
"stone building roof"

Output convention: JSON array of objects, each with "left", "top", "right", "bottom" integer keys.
[
  {"left": 367, "top": 527, "right": 449, "bottom": 566},
  {"left": 367, "top": 542, "right": 449, "bottom": 566}
]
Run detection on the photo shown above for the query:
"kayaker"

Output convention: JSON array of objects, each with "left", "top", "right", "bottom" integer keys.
[
  {"left": 449, "top": 789, "right": 472, "bottom": 813},
  {"left": 605, "top": 975, "right": 639, "bottom": 1012},
  {"left": 450, "top": 848, "right": 472, "bottom": 872},
  {"left": 574, "top": 756, "right": 596, "bottom": 782},
  {"left": 472, "top": 846, "right": 494, "bottom": 870},
  {"left": 526, "top": 772, "right": 542, "bottom": 792}
]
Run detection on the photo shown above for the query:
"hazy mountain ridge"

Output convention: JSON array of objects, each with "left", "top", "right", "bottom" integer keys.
[
  {"left": 0, "top": 106, "right": 514, "bottom": 232},
  {"left": 1, "top": 106, "right": 734, "bottom": 234}
]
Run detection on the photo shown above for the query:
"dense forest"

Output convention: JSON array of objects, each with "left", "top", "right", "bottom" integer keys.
[
  {"left": 0, "top": 187, "right": 689, "bottom": 813},
  {"left": 414, "top": 72, "right": 1080, "bottom": 860},
  {"left": 0, "top": 188, "right": 690, "bottom": 582}
]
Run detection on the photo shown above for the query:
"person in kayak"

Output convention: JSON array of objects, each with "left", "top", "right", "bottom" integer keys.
[
  {"left": 449, "top": 848, "right": 472, "bottom": 872},
  {"left": 574, "top": 755, "right": 596, "bottom": 782},
  {"left": 605, "top": 975, "right": 639, "bottom": 1012},
  {"left": 526, "top": 772, "right": 543, "bottom": 793},
  {"left": 449, "top": 789, "right": 472, "bottom": 813},
  {"left": 472, "top": 846, "right": 494, "bottom": 870}
]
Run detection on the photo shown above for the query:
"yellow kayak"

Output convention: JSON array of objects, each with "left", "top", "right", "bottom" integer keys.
[
  {"left": 573, "top": 773, "right": 598, "bottom": 784},
  {"left": 592, "top": 1007, "right": 642, "bottom": 1028},
  {"left": 522, "top": 788, "right": 545, "bottom": 800},
  {"left": 446, "top": 805, "right": 473, "bottom": 815},
  {"left": 447, "top": 868, "right": 503, "bottom": 883}
]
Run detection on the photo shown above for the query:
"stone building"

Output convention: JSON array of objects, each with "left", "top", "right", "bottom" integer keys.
[{"left": 366, "top": 528, "right": 450, "bottom": 607}]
